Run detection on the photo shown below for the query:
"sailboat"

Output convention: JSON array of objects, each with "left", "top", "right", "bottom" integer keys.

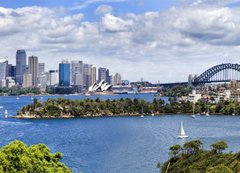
[
  {"left": 4, "top": 109, "right": 8, "bottom": 118},
  {"left": 205, "top": 107, "right": 209, "bottom": 117},
  {"left": 191, "top": 103, "right": 195, "bottom": 118},
  {"left": 140, "top": 106, "right": 144, "bottom": 117},
  {"left": 232, "top": 104, "right": 236, "bottom": 116},
  {"left": 178, "top": 121, "right": 188, "bottom": 138}
]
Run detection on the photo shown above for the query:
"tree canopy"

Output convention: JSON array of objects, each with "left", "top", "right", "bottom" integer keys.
[
  {"left": 160, "top": 140, "right": 239, "bottom": 173},
  {"left": 0, "top": 140, "right": 72, "bottom": 173}
]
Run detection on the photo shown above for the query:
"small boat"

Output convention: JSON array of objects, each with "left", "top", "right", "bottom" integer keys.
[
  {"left": 0, "top": 106, "right": 3, "bottom": 109},
  {"left": 232, "top": 104, "right": 236, "bottom": 116},
  {"left": 178, "top": 121, "right": 188, "bottom": 138},
  {"left": 16, "top": 97, "right": 20, "bottom": 100},
  {"left": 192, "top": 103, "right": 196, "bottom": 118},
  {"left": 151, "top": 113, "right": 155, "bottom": 116},
  {"left": 4, "top": 110, "right": 8, "bottom": 118},
  {"left": 206, "top": 112, "right": 209, "bottom": 117},
  {"left": 140, "top": 115, "right": 144, "bottom": 118}
]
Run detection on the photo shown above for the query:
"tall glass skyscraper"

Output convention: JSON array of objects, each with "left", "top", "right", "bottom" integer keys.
[
  {"left": 16, "top": 50, "right": 27, "bottom": 85},
  {"left": 59, "top": 60, "right": 70, "bottom": 86}
]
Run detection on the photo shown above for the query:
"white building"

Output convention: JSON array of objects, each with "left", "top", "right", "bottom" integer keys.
[
  {"left": 49, "top": 70, "right": 59, "bottom": 86},
  {"left": 6, "top": 77, "right": 15, "bottom": 88},
  {"left": 0, "top": 79, "right": 6, "bottom": 88},
  {"left": 0, "top": 59, "right": 7, "bottom": 81},
  {"left": 111, "top": 73, "right": 122, "bottom": 86},
  {"left": 23, "top": 73, "right": 33, "bottom": 88},
  {"left": 188, "top": 90, "right": 202, "bottom": 103}
]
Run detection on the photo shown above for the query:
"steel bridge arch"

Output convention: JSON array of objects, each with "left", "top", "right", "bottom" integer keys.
[{"left": 194, "top": 63, "right": 240, "bottom": 83}]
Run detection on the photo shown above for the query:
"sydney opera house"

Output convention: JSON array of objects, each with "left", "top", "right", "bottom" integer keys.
[{"left": 88, "top": 80, "right": 112, "bottom": 92}]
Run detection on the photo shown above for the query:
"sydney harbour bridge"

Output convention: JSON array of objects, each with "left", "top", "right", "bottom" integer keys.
[{"left": 155, "top": 63, "right": 240, "bottom": 87}]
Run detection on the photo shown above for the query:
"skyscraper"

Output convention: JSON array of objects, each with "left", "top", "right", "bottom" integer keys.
[
  {"left": 16, "top": 50, "right": 27, "bottom": 85},
  {"left": 38, "top": 63, "right": 45, "bottom": 76},
  {"left": 28, "top": 56, "right": 38, "bottom": 87},
  {"left": 90, "top": 66, "right": 96, "bottom": 86},
  {"left": 59, "top": 60, "right": 70, "bottom": 86},
  {"left": 0, "top": 59, "right": 8, "bottom": 81},
  {"left": 112, "top": 73, "right": 122, "bottom": 86},
  {"left": 98, "top": 67, "right": 110, "bottom": 83},
  {"left": 83, "top": 64, "right": 90, "bottom": 89},
  {"left": 71, "top": 61, "right": 83, "bottom": 86},
  {"left": 7, "top": 64, "right": 16, "bottom": 78},
  {"left": 49, "top": 70, "right": 59, "bottom": 86}
]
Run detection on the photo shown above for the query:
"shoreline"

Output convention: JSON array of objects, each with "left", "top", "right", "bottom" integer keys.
[{"left": 14, "top": 113, "right": 236, "bottom": 119}]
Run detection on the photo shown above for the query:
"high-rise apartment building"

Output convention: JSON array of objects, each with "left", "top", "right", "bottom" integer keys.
[
  {"left": 98, "top": 67, "right": 110, "bottom": 83},
  {"left": 71, "top": 61, "right": 83, "bottom": 86},
  {"left": 28, "top": 56, "right": 38, "bottom": 87},
  {"left": 0, "top": 59, "right": 8, "bottom": 81},
  {"left": 59, "top": 60, "right": 70, "bottom": 86},
  {"left": 16, "top": 50, "right": 27, "bottom": 85}
]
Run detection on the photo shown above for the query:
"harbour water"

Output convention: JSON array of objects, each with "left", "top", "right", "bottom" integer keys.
[{"left": 0, "top": 94, "right": 240, "bottom": 173}]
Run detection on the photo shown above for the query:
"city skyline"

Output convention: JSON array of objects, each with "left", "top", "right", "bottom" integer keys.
[{"left": 1, "top": 1, "right": 240, "bottom": 82}]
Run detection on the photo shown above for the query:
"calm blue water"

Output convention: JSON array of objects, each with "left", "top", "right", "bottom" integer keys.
[{"left": 0, "top": 94, "right": 240, "bottom": 173}]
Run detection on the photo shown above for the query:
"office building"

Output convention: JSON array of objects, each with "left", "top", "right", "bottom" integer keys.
[
  {"left": 83, "top": 64, "right": 90, "bottom": 89},
  {"left": 16, "top": 50, "right": 27, "bottom": 85},
  {"left": 98, "top": 67, "right": 110, "bottom": 83},
  {"left": 7, "top": 64, "right": 16, "bottom": 78},
  {"left": 71, "top": 61, "right": 83, "bottom": 86},
  {"left": 49, "top": 70, "right": 59, "bottom": 86},
  {"left": 28, "top": 56, "right": 38, "bottom": 86},
  {"left": 111, "top": 73, "right": 122, "bottom": 86},
  {"left": 0, "top": 59, "right": 8, "bottom": 81},
  {"left": 23, "top": 73, "right": 32, "bottom": 88},
  {"left": 59, "top": 60, "right": 70, "bottom": 86},
  {"left": 38, "top": 73, "right": 48, "bottom": 90},
  {"left": 6, "top": 77, "right": 15, "bottom": 88},
  {"left": 90, "top": 66, "right": 96, "bottom": 86},
  {"left": 38, "top": 63, "right": 45, "bottom": 76}
]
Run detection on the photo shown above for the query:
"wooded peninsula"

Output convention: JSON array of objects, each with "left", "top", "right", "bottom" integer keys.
[
  {"left": 16, "top": 97, "right": 240, "bottom": 118},
  {"left": 160, "top": 140, "right": 240, "bottom": 173}
]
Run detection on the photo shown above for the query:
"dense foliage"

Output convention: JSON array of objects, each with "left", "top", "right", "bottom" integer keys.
[
  {"left": 160, "top": 140, "right": 240, "bottom": 173},
  {"left": 160, "top": 86, "right": 192, "bottom": 97},
  {"left": 17, "top": 97, "right": 240, "bottom": 118},
  {"left": 0, "top": 87, "right": 41, "bottom": 96},
  {"left": 0, "top": 140, "right": 71, "bottom": 173},
  {"left": 17, "top": 98, "right": 166, "bottom": 118}
]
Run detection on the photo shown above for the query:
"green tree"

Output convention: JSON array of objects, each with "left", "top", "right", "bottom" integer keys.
[
  {"left": 211, "top": 141, "right": 228, "bottom": 154},
  {"left": 169, "top": 144, "right": 182, "bottom": 157},
  {"left": 0, "top": 140, "right": 72, "bottom": 173},
  {"left": 206, "top": 164, "right": 233, "bottom": 173},
  {"left": 183, "top": 140, "right": 203, "bottom": 154}
]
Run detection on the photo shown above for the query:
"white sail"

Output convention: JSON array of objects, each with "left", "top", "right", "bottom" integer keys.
[
  {"left": 4, "top": 110, "right": 8, "bottom": 114},
  {"left": 180, "top": 122, "right": 186, "bottom": 136},
  {"left": 178, "top": 121, "right": 188, "bottom": 138}
]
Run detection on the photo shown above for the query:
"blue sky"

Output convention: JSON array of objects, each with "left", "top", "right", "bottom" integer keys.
[
  {"left": 0, "top": 0, "right": 176, "bottom": 21},
  {"left": 0, "top": 0, "right": 240, "bottom": 82}
]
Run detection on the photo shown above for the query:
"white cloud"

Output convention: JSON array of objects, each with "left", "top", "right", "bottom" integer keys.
[
  {"left": 95, "top": 4, "right": 113, "bottom": 15},
  {"left": 1, "top": 4, "right": 240, "bottom": 82},
  {"left": 71, "top": 0, "right": 126, "bottom": 10}
]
